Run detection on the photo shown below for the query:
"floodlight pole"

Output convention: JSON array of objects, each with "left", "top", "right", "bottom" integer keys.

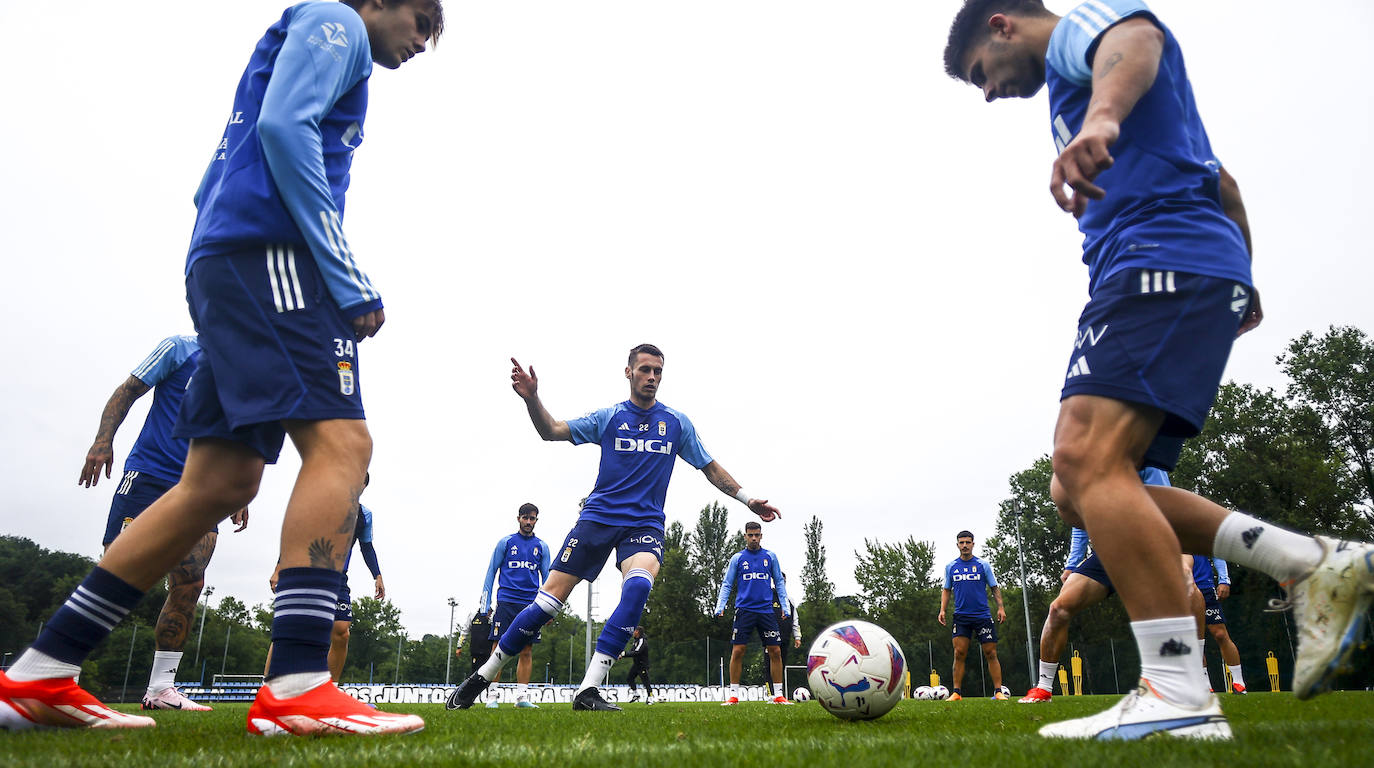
[
  {"left": 193, "top": 585, "right": 214, "bottom": 669},
  {"left": 445, "top": 597, "right": 458, "bottom": 685},
  {"left": 1014, "top": 501, "right": 1036, "bottom": 684}
]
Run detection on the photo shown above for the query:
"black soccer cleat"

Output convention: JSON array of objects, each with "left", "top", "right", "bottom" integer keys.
[
  {"left": 445, "top": 672, "right": 491, "bottom": 710},
  {"left": 572, "top": 688, "right": 622, "bottom": 711}
]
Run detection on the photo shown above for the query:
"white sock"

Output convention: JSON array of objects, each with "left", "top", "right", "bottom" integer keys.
[
  {"left": 577, "top": 652, "right": 614, "bottom": 693},
  {"left": 478, "top": 648, "right": 509, "bottom": 681},
  {"left": 147, "top": 650, "right": 182, "bottom": 694},
  {"left": 266, "top": 671, "right": 331, "bottom": 699},
  {"left": 7, "top": 649, "right": 81, "bottom": 682},
  {"left": 1037, "top": 660, "right": 1057, "bottom": 692},
  {"left": 515, "top": 684, "right": 528, "bottom": 700},
  {"left": 1197, "top": 636, "right": 1211, "bottom": 689},
  {"left": 1213, "top": 511, "right": 1323, "bottom": 584},
  {"left": 1133, "top": 616, "right": 1210, "bottom": 709},
  {"left": 1228, "top": 664, "right": 1246, "bottom": 687},
  {"left": 771, "top": 682, "right": 784, "bottom": 697},
  {"left": 730, "top": 683, "right": 740, "bottom": 698}
]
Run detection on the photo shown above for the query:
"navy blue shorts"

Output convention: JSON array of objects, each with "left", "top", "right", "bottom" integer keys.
[
  {"left": 1062, "top": 268, "right": 1251, "bottom": 463},
  {"left": 951, "top": 614, "right": 997, "bottom": 644},
  {"left": 551, "top": 519, "right": 664, "bottom": 581},
  {"left": 174, "top": 249, "right": 366, "bottom": 462},
  {"left": 491, "top": 601, "right": 540, "bottom": 644},
  {"left": 731, "top": 609, "right": 782, "bottom": 646},
  {"left": 1067, "top": 552, "right": 1116, "bottom": 596},
  {"left": 1202, "top": 586, "right": 1226, "bottom": 625},
  {"left": 335, "top": 578, "right": 353, "bottom": 623},
  {"left": 103, "top": 470, "right": 217, "bottom": 546}
]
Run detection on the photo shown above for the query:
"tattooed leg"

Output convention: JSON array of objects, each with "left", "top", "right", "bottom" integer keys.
[
  {"left": 157, "top": 531, "right": 218, "bottom": 651},
  {"left": 277, "top": 419, "right": 371, "bottom": 572}
]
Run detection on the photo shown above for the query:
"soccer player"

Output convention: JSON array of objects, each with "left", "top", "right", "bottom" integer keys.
[
  {"left": 266, "top": 473, "right": 385, "bottom": 683},
  {"left": 619, "top": 627, "right": 653, "bottom": 704},
  {"left": 938, "top": 531, "right": 1007, "bottom": 700},
  {"left": 456, "top": 607, "right": 495, "bottom": 675},
  {"left": 1190, "top": 554, "right": 1248, "bottom": 694},
  {"left": 80, "top": 335, "right": 249, "bottom": 712},
  {"left": 447, "top": 344, "right": 781, "bottom": 712},
  {"left": 0, "top": 0, "right": 445, "bottom": 735},
  {"left": 715, "top": 521, "right": 793, "bottom": 705},
  {"left": 944, "top": 0, "right": 1374, "bottom": 738},
  {"left": 479, "top": 503, "right": 551, "bottom": 708}
]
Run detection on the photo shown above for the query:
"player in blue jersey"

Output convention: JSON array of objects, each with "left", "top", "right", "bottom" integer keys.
[
  {"left": 939, "top": 531, "right": 1007, "bottom": 700},
  {"left": 447, "top": 344, "right": 781, "bottom": 712},
  {"left": 0, "top": 0, "right": 445, "bottom": 735},
  {"left": 478, "top": 503, "right": 551, "bottom": 708},
  {"left": 1189, "top": 554, "right": 1247, "bottom": 694},
  {"left": 944, "top": 0, "right": 1374, "bottom": 738},
  {"left": 78, "top": 336, "right": 249, "bottom": 712},
  {"left": 715, "top": 521, "right": 793, "bottom": 706}
]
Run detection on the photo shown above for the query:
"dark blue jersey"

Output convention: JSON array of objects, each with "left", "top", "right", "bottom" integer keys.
[
  {"left": 1045, "top": 0, "right": 1251, "bottom": 295},
  {"left": 566, "top": 400, "right": 712, "bottom": 528},
  {"left": 124, "top": 336, "right": 201, "bottom": 484},
  {"left": 943, "top": 556, "right": 998, "bottom": 618},
  {"left": 343, "top": 503, "right": 379, "bottom": 578},
  {"left": 187, "top": 1, "right": 381, "bottom": 318},
  {"left": 715, "top": 547, "right": 788, "bottom": 614},
  {"left": 482, "top": 533, "right": 551, "bottom": 609}
]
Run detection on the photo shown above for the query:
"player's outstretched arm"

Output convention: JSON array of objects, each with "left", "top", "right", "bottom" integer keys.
[
  {"left": 1051, "top": 17, "right": 1164, "bottom": 217},
  {"left": 701, "top": 461, "right": 780, "bottom": 522},
  {"left": 510, "top": 358, "right": 571, "bottom": 441},
  {"left": 80, "top": 375, "right": 151, "bottom": 487}
]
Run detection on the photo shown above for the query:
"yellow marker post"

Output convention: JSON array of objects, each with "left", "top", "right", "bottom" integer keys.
[
  {"left": 904, "top": 669, "right": 911, "bottom": 699},
  {"left": 1222, "top": 664, "right": 1233, "bottom": 691},
  {"left": 1266, "top": 652, "right": 1280, "bottom": 692},
  {"left": 1058, "top": 665, "right": 1070, "bottom": 697},
  {"left": 930, "top": 669, "right": 940, "bottom": 688},
  {"left": 1071, "top": 650, "right": 1083, "bottom": 696}
]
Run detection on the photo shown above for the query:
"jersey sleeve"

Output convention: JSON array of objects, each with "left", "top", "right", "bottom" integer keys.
[
  {"left": 358, "top": 541, "right": 381, "bottom": 578},
  {"left": 356, "top": 505, "right": 374, "bottom": 544},
  {"left": 539, "top": 537, "right": 552, "bottom": 581},
  {"left": 942, "top": 560, "right": 954, "bottom": 590},
  {"left": 480, "top": 538, "right": 505, "bottom": 612},
  {"left": 131, "top": 336, "right": 198, "bottom": 387},
  {"left": 768, "top": 554, "right": 789, "bottom": 612},
  {"left": 567, "top": 406, "right": 616, "bottom": 445},
  {"left": 1213, "top": 557, "right": 1230, "bottom": 585},
  {"left": 258, "top": 3, "right": 381, "bottom": 318},
  {"left": 1065, "top": 527, "right": 1090, "bottom": 569},
  {"left": 673, "top": 411, "right": 714, "bottom": 470},
  {"left": 1046, "top": 0, "right": 1158, "bottom": 87},
  {"left": 982, "top": 560, "right": 999, "bottom": 589},
  {"left": 714, "top": 553, "right": 742, "bottom": 614}
]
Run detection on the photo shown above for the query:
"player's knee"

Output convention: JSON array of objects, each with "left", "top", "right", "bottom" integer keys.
[
  {"left": 1047, "top": 599, "right": 1075, "bottom": 627},
  {"left": 982, "top": 644, "right": 998, "bottom": 659},
  {"left": 1050, "top": 474, "right": 1084, "bottom": 528},
  {"left": 332, "top": 621, "right": 351, "bottom": 644}
]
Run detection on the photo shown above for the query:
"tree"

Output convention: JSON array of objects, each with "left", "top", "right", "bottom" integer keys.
[
  {"left": 1279, "top": 325, "right": 1374, "bottom": 517},
  {"left": 686, "top": 502, "right": 744, "bottom": 612},
  {"left": 852, "top": 537, "right": 936, "bottom": 616},
  {"left": 984, "top": 455, "right": 1069, "bottom": 592},
  {"left": 801, "top": 516, "right": 834, "bottom": 606}
]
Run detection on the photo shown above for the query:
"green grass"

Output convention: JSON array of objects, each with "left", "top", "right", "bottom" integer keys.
[{"left": 3, "top": 693, "right": 1373, "bottom": 767}]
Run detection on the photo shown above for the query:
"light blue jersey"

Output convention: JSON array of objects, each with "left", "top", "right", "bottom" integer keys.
[
  {"left": 481, "top": 533, "right": 551, "bottom": 610},
  {"left": 1046, "top": 0, "right": 1251, "bottom": 295},
  {"left": 567, "top": 400, "right": 713, "bottom": 528},
  {"left": 715, "top": 547, "right": 788, "bottom": 614},
  {"left": 124, "top": 336, "right": 201, "bottom": 484},
  {"left": 187, "top": 1, "right": 381, "bottom": 319},
  {"left": 944, "top": 556, "right": 998, "bottom": 619}
]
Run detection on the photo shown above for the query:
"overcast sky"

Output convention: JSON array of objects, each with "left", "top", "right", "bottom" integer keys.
[{"left": 2, "top": 1, "right": 1370, "bottom": 643}]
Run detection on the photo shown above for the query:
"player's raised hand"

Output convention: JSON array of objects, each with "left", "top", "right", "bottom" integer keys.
[
  {"left": 231, "top": 507, "right": 250, "bottom": 532},
  {"left": 79, "top": 441, "right": 114, "bottom": 487},
  {"left": 1051, "top": 119, "right": 1117, "bottom": 218},
  {"left": 510, "top": 358, "right": 539, "bottom": 400},
  {"left": 375, "top": 574, "right": 386, "bottom": 600},
  {"left": 749, "top": 498, "right": 781, "bottom": 522},
  {"left": 352, "top": 308, "right": 386, "bottom": 340}
]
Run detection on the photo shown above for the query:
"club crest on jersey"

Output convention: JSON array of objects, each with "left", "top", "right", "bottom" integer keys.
[
  {"left": 657, "top": 421, "right": 666, "bottom": 436},
  {"left": 337, "top": 362, "right": 355, "bottom": 396}
]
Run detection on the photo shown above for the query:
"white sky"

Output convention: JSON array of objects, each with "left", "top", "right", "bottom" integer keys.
[{"left": 1, "top": 1, "right": 1371, "bottom": 641}]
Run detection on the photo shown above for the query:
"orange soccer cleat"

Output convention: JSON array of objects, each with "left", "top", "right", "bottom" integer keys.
[
  {"left": 246, "top": 680, "right": 423, "bottom": 736},
  {"left": 0, "top": 671, "right": 156, "bottom": 730}
]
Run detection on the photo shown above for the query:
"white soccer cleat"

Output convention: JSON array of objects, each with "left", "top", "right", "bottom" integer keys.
[
  {"left": 141, "top": 687, "right": 213, "bottom": 711},
  {"left": 1038, "top": 679, "right": 1231, "bottom": 741},
  {"left": 1279, "top": 536, "right": 1374, "bottom": 700}
]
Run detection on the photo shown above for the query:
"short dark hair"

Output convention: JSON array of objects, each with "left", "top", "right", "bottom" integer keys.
[
  {"left": 343, "top": 0, "right": 446, "bottom": 44},
  {"left": 943, "top": 0, "right": 1051, "bottom": 81},
  {"left": 628, "top": 344, "right": 664, "bottom": 367},
  {"left": 518, "top": 503, "right": 539, "bottom": 517},
  {"left": 957, "top": 530, "right": 974, "bottom": 541},
  {"left": 745, "top": 521, "right": 762, "bottom": 533}
]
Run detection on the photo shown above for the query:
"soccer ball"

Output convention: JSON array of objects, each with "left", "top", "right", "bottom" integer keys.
[
  {"left": 806, "top": 620, "right": 907, "bottom": 720},
  {"left": 792, "top": 686, "right": 812, "bottom": 702},
  {"left": 932, "top": 685, "right": 950, "bottom": 700},
  {"left": 914, "top": 685, "right": 934, "bottom": 700}
]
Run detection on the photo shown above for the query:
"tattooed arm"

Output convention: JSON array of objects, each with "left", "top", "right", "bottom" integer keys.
[
  {"left": 80, "top": 375, "right": 152, "bottom": 487},
  {"left": 1050, "top": 17, "right": 1164, "bottom": 217},
  {"left": 701, "top": 461, "right": 780, "bottom": 522}
]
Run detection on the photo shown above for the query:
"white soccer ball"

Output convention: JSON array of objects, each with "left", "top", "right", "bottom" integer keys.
[
  {"left": 806, "top": 620, "right": 907, "bottom": 720},
  {"left": 933, "top": 685, "right": 950, "bottom": 700},
  {"left": 792, "top": 686, "right": 812, "bottom": 702},
  {"left": 914, "top": 685, "right": 934, "bottom": 700}
]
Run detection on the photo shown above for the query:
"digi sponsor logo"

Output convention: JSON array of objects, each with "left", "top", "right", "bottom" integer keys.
[
  {"left": 951, "top": 573, "right": 981, "bottom": 582},
  {"left": 507, "top": 560, "right": 540, "bottom": 571},
  {"left": 741, "top": 571, "right": 771, "bottom": 581},
  {"left": 614, "top": 438, "right": 673, "bottom": 455}
]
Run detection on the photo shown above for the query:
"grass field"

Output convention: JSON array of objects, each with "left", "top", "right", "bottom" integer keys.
[{"left": 3, "top": 692, "right": 1373, "bottom": 767}]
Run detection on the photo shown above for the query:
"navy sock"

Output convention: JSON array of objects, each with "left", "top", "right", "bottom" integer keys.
[
  {"left": 595, "top": 569, "right": 652, "bottom": 657},
  {"left": 33, "top": 567, "right": 144, "bottom": 664},
  {"left": 267, "top": 567, "right": 341, "bottom": 678}
]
